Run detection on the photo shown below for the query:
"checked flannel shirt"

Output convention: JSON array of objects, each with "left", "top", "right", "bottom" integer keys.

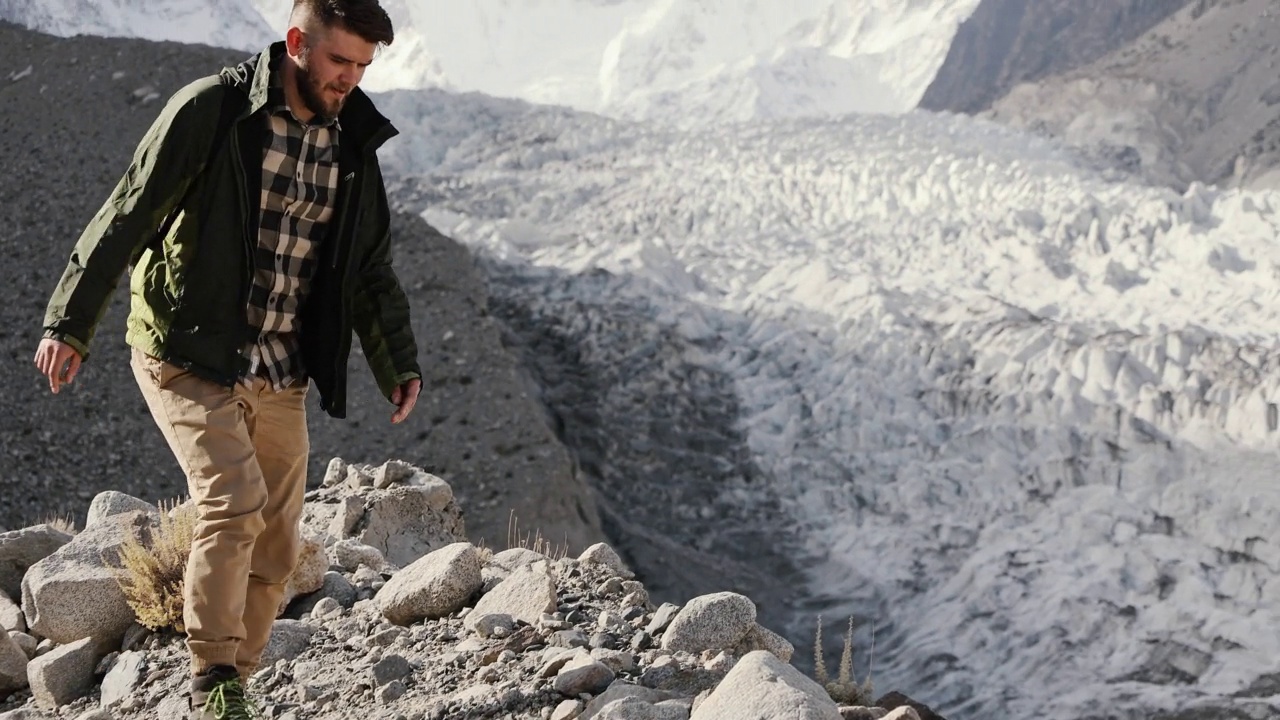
[{"left": 243, "top": 57, "right": 341, "bottom": 390}]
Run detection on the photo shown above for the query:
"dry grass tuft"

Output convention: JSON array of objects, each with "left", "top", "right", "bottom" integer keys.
[
  {"left": 506, "top": 510, "right": 570, "bottom": 560},
  {"left": 112, "top": 498, "right": 196, "bottom": 632},
  {"left": 43, "top": 513, "right": 76, "bottom": 535}
]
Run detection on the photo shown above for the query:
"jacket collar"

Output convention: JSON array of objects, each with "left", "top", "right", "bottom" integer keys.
[{"left": 223, "top": 42, "right": 399, "bottom": 152}]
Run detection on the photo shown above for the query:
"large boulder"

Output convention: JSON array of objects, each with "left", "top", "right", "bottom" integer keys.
[
  {"left": 465, "top": 563, "right": 556, "bottom": 630},
  {"left": 376, "top": 543, "right": 483, "bottom": 625},
  {"left": 351, "top": 482, "right": 465, "bottom": 567},
  {"left": 308, "top": 462, "right": 467, "bottom": 568},
  {"left": 690, "top": 651, "right": 841, "bottom": 720},
  {"left": 22, "top": 512, "right": 152, "bottom": 651},
  {"left": 28, "top": 637, "right": 97, "bottom": 710},
  {"left": 0, "top": 525, "right": 74, "bottom": 600},
  {"left": 84, "top": 492, "right": 156, "bottom": 529},
  {"left": 578, "top": 543, "right": 633, "bottom": 579},
  {"left": 279, "top": 532, "right": 327, "bottom": 615},
  {"left": 734, "top": 623, "right": 795, "bottom": 663},
  {"left": 661, "top": 593, "right": 756, "bottom": 655}
]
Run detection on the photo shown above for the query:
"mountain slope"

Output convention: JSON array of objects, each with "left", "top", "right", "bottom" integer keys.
[
  {"left": 984, "top": 0, "right": 1280, "bottom": 189},
  {"left": 0, "top": 0, "right": 274, "bottom": 51},
  {"left": 919, "top": 0, "right": 1191, "bottom": 114}
]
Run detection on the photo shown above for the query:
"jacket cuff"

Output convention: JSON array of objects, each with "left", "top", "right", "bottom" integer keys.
[
  {"left": 392, "top": 371, "right": 421, "bottom": 388},
  {"left": 42, "top": 329, "right": 90, "bottom": 361}
]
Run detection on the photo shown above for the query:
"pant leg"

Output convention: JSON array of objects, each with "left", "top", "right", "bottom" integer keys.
[
  {"left": 130, "top": 350, "right": 267, "bottom": 675},
  {"left": 234, "top": 379, "right": 310, "bottom": 677}
]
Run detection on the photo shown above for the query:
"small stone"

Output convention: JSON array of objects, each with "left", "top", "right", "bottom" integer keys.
[
  {"left": 645, "top": 604, "right": 681, "bottom": 636},
  {"left": 839, "top": 707, "right": 889, "bottom": 720},
  {"left": 120, "top": 624, "right": 151, "bottom": 652},
  {"left": 589, "top": 632, "right": 616, "bottom": 650},
  {"left": 353, "top": 565, "right": 383, "bottom": 587},
  {"left": 322, "top": 457, "right": 348, "bottom": 487},
  {"left": 551, "top": 699, "right": 584, "bottom": 720},
  {"left": 368, "top": 626, "right": 407, "bottom": 647},
  {"left": 596, "top": 578, "right": 624, "bottom": 597},
  {"left": 471, "top": 613, "right": 515, "bottom": 639},
  {"left": 577, "top": 543, "right": 633, "bottom": 578},
  {"left": 590, "top": 648, "right": 636, "bottom": 673},
  {"left": 704, "top": 651, "right": 733, "bottom": 672},
  {"left": 551, "top": 629, "right": 590, "bottom": 648},
  {"left": 311, "top": 597, "right": 343, "bottom": 619},
  {"left": 9, "top": 631, "right": 37, "bottom": 659},
  {"left": 371, "top": 654, "right": 413, "bottom": 686},
  {"left": 554, "top": 655, "right": 615, "bottom": 696},
  {"left": 631, "top": 631, "right": 653, "bottom": 651},
  {"left": 377, "top": 679, "right": 407, "bottom": 704},
  {"left": 99, "top": 650, "right": 145, "bottom": 708}
]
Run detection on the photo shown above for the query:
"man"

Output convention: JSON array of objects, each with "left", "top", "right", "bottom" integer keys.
[{"left": 34, "top": 1, "right": 421, "bottom": 716}]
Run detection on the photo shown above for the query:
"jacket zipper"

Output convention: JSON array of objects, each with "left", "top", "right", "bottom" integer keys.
[
  {"left": 333, "top": 173, "right": 356, "bottom": 269},
  {"left": 332, "top": 171, "right": 359, "bottom": 393}
]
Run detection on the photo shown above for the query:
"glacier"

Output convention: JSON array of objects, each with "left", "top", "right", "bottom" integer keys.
[{"left": 377, "top": 88, "right": 1280, "bottom": 719}]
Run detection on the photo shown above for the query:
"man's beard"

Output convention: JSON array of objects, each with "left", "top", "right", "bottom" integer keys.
[{"left": 295, "top": 48, "right": 346, "bottom": 123}]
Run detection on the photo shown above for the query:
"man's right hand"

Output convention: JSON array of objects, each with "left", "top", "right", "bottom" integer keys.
[{"left": 33, "top": 338, "right": 83, "bottom": 394}]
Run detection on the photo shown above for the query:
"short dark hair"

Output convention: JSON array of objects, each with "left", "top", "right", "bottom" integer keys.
[{"left": 292, "top": 0, "right": 394, "bottom": 46}]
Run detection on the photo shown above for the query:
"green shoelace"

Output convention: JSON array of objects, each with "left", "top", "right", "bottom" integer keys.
[{"left": 202, "top": 678, "right": 263, "bottom": 720}]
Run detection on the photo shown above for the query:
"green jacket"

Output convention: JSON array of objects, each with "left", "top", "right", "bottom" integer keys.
[{"left": 42, "top": 43, "right": 421, "bottom": 419}]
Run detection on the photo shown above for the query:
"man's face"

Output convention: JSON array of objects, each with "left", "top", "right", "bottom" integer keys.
[{"left": 292, "top": 26, "right": 376, "bottom": 122}]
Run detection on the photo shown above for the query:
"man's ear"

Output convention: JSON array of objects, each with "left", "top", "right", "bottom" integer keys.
[{"left": 286, "top": 26, "right": 307, "bottom": 58}]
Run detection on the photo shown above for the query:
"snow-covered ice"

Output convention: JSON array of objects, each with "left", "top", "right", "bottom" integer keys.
[{"left": 379, "top": 89, "right": 1280, "bottom": 718}]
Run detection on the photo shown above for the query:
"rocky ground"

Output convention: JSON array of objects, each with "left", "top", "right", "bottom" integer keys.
[
  {"left": 0, "top": 21, "right": 601, "bottom": 557},
  {"left": 0, "top": 459, "right": 942, "bottom": 720}
]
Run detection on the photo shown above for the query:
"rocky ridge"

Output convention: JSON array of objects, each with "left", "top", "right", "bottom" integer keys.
[
  {"left": 0, "top": 459, "right": 941, "bottom": 720},
  {"left": 920, "top": 0, "right": 1190, "bottom": 115},
  {"left": 979, "top": 0, "right": 1280, "bottom": 189}
]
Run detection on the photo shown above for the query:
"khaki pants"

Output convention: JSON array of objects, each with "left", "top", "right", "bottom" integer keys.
[{"left": 130, "top": 349, "right": 308, "bottom": 678}]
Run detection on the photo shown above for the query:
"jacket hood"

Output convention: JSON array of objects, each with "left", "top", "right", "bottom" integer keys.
[{"left": 218, "top": 42, "right": 398, "bottom": 152}]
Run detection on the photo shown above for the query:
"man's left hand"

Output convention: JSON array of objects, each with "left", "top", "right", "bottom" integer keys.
[{"left": 390, "top": 378, "right": 421, "bottom": 424}]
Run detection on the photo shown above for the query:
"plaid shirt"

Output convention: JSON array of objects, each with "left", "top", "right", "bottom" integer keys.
[{"left": 244, "top": 60, "right": 341, "bottom": 389}]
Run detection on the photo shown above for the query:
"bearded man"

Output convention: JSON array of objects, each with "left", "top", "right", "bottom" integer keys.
[{"left": 34, "top": 1, "right": 421, "bottom": 716}]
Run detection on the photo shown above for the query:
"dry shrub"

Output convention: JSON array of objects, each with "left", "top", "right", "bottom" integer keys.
[
  {"left": 112, "top": 498, "right": 197, "bottom": 632},
  {"left": 814, "top": 615, "right": 875, "bottom": 705}
]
